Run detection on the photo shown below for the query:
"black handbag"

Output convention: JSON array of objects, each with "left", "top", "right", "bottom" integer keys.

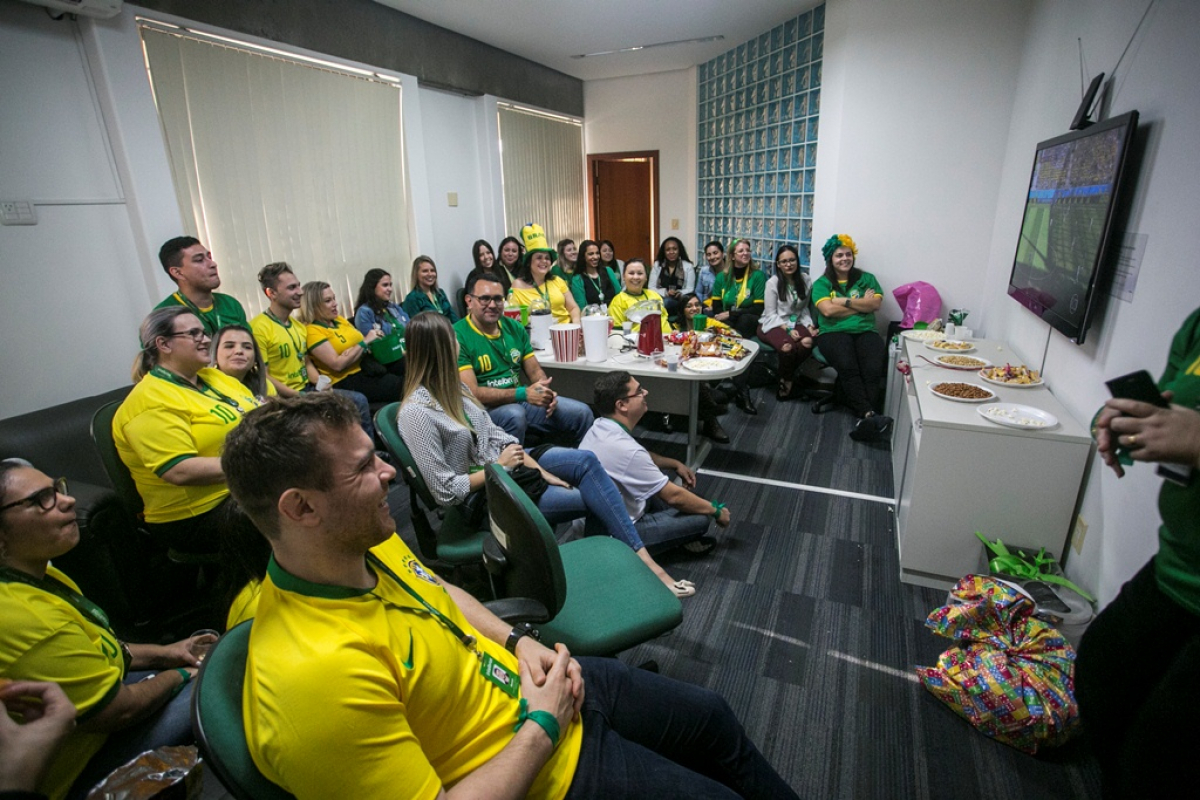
[{"left": 462, "top": 461, "right": 549, "bottom": 526}]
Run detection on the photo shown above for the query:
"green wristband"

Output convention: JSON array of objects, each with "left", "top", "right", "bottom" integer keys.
[
  {"left": 169, "top": 667, "right": 192, "bottom": 698},
  {"left": 515, "top": 386, "right": 527, "bottom": 403},
  {"left": 514, "top": 698, "right": 560, "bottom": 748},
  {"left": 710, "top": 501, "right": 726, "bottom": 520}
]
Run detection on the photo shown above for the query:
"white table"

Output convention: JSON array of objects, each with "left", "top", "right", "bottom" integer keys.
[
  {"left": 538, "top": 336, "right": 760, "bottom": 469},
  {"left": 892, "top": 336, "right": 1092, "bottom": 589}
]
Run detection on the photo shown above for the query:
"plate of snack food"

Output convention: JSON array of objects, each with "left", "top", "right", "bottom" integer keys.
[
  {"left": 681, "top": 357, "right": 736, "bottom": 373},
  {"left": 933, "top": 354, "right": 991, "bottom": 370},
  {"left": 902, "top": 329, "right": 946, "bottom": 342},
  {"left": 978, "top": 363, "right": 1043, "bottom": 387},
  {"left": 925, "top": 339, "right": 976, "bottom": 353},
  {"left": 929, "top": 381, "right": 996, "bottom": 403},
  {"left": 978, "top": 403, "right": 1058, "bottom": 429}
]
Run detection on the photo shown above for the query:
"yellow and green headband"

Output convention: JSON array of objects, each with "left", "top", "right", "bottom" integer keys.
[{"left": 821, "top": 234, "right": 858, "bottom": 262}]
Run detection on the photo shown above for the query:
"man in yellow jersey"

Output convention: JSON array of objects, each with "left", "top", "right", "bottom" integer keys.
[
  {"left": 455, "top": 272, "right": 593, "bottom": 446},
  {"left": 221, "top": 393, "right": 797, "bottom": 800},
  {"left": 154, "top": 236, "right": 247, "bottom": 336}
]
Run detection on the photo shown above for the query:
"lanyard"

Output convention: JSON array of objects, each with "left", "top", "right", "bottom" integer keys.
[
  {"left": 266, "top": 310, "right": 307, "bottom": 355},
  {"left": 366, "top": 554, "right": 482, "bottom": 659},
  {"left": 151, "top": 366, "right": 246, "bottom": 414},
  {"left": 172, "top": 292, "right": 224, "bottom": 334},
  {"left": 734, "top": 269, "right": 751, "bottom": 306}
]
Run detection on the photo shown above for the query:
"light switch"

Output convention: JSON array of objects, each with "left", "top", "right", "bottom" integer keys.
[
  {"left": 671, "top": 218, "right": 679, "bottom": 230},
  {"left": 0, "top": 201, "right": 37, "bottom": 226},
  {"left": 447, "top": 192, "right": 459, "bottom": 207}
]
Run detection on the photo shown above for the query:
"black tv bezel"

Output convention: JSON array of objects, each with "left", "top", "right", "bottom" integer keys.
[{"left": 1006, "top": 109, "right": 1139, "bottom": 344}]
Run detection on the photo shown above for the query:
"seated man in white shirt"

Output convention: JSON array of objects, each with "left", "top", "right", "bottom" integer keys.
[{"left": 580, "top": 371, "right": 731, "bottom": 555}]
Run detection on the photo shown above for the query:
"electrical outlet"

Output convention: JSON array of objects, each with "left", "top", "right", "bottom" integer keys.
[
  {"left": 0, "top": 200, "right": 37, "bottom": 226},
  {"left": 1071, "top": 515, "right": 1088, "bottom": 555}
]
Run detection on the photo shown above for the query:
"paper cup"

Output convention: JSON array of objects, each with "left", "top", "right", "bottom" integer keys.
[
  {"left": 582, "top": 316, "right": 611, "bottom": 362},
  {"left": 549, "top": 323, "right": 582, "bottom": 362},
  {"left": 529, "top": 313, "right": 553, "bottom": 349}
]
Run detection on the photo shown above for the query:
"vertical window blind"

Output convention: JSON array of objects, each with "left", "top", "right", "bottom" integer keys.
[
  {"left": 141, "top": 25, "right": 413, "bottom": 315},
  {"left": 497, "top": 104, "right": 585, "bottom": 246}
]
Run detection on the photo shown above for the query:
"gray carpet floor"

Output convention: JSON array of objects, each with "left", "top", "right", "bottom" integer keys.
[{"left": 202, "top": 383, "right": 1101, "bottom": 799}]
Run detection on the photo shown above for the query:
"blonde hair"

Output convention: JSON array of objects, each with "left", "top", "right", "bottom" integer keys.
[
  {"left": 297, "top": 281, "right": 333, "bottom": 325},
  {"left": 410, "top": 256, "right": 438, "bottom": 295},
  {"left": 131, "top": 306, "right": 197, "bottom": 382},
  {"left": 402, "top": 312, "right": 478, "bottom": 428}
]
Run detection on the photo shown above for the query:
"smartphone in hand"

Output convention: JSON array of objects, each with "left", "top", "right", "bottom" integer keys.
[{"left": 1106, "top": 369, "right": 1169, "bottom": 407}]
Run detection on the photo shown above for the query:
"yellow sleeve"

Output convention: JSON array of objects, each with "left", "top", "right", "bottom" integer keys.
[{"left": 123, "top": 400, "right": 199, "bottom": 476}]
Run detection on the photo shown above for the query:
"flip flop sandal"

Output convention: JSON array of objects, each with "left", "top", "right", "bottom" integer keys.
[{"left": 670, "top": 580, "right": 697, "bottom": 598}]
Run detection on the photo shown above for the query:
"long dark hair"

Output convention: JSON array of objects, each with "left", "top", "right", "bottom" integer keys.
[
  {"left": 213, "top": 324, "right": 270, "bottom": 398},
  {"left": 655, "top": 237, "right": 691, "bottom": 269},
  {"left": 471, "top": 239, "right": 495, "bottom": 272},
  {"left": 822, "top": 247, "right": 863, "bottom": 295},
  {"left": 773, "top": 244, "right": 807, "bottom": 305},
  {"left": 599, "top": 239, "right": 619, "bottom": 270},
  {"left": 355, "top": 268, "right": 393, "bottom": 315}
]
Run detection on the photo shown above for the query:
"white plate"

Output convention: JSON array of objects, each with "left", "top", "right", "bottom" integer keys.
[
  {"left": 978, "top": 368, "right": 1044, "bottom": 388},
  {"left": 929, "top": 381, "right": 996, "bottom": 403},
  {"left": 978, "top": 403, "right": 1059, "bottom": 429},
  {"left": 933, "top": 354, "right": 992, "bottom": 370},
  {"left": 925, "top": 340, "right": 976, "bottom": 354},
  {"left": 681, "top": 356, "right": 736, "bottom": 373},
  {"left": 902, "top": 329, "right": 946, "bottom": 342}
]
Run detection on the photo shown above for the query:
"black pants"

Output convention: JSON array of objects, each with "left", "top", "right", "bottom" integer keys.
[
  {"left": 335, "top": 369, "right": 403, "bottom": 404},
  {"left": 1075, "top": 557, "right": 1200, "bottom": 799},
  {"left": 814, "top": 330, "right": 887, "bottom": 416}
]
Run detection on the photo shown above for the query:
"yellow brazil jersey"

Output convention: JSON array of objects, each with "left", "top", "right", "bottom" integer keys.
[
  {"left": 510, "top": 276, "right": 573, "bottom": 325},
  {"left": 609, "top": 288, "right": 672, "bottom": 334},
  {"left": 251, "top": 312, "right": 309, "bottom": 392},
  {"left": 112, "top": 367, "right": 261, "bottom": 523},
  {"left": 0, "top": 566, "right": 125, "bottom": 800},
  {"left": 305, "top": 316, "right": 364, "bottom": 384},
  {"left": 245, "top": 535, "right": 582, "bottom": 800}
]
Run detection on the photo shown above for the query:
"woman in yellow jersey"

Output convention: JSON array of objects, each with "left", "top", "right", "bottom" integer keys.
[
  {"left": 212, "top": 324, "right": 275, "bottom": 401},
  {"left": 607, "top": 259, "right": 672, "bottom": 335},
  {"left": 0, "top": 460, "right": 214, "bottom": 800},
  {"left": 509, "top": 223, "right": 581, "bottom": 325},
  {"left": 299, "top": 281, "right": 403, "bottom": 403},
  {"left": 113, "top": 307, "right": 262, "bottom": 556}
]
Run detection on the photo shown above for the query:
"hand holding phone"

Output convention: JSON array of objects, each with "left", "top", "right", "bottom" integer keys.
[{"left": 1105, "top": 370, "right": 1169, "bottom": 407}]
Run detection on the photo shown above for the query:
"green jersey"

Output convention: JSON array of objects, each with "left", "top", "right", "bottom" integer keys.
[
  {"left": 454, "top": 315, "right": 533, "bottom": 389},
  {"left": 155, "top": 291, "right": 248, "bottom": 336},
  {"left": 812, "top": 271, "right": 884, "bottom": 335},
  {"left": 711, "top": 269, "right": 766, "bottom": 311}
]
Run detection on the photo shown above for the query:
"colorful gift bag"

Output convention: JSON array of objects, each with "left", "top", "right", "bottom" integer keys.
[{"left": 916, "top": 574, "right": 1079, "bottom": 753}]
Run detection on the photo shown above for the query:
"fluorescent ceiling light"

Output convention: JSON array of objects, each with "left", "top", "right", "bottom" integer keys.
[{"left": 572, "top": 35, "right": 725, "bottom": 59}]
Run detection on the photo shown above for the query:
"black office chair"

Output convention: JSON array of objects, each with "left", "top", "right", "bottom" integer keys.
[{"left": 481, "top": 464, "right": 682, "bottom": 656}]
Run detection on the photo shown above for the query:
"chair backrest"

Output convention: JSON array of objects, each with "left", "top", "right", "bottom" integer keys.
[
  {"left": 373, "top": 402, "right": 440, "bottom": 559},
  {"left": 483, "top": 464, "right": 568, "bottom": 618},
  {"left": 191, "top": 621, "right": 296, "bottom": 800},
  {"left": 89, "top": 401, "right": 146, "bottom": 520}
]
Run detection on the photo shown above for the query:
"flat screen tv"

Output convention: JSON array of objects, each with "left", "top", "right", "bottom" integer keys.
[{"left": 1007, "top": 110, "right": 1139, "bottom": 344}]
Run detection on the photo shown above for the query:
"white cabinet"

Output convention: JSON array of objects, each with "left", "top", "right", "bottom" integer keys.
[{"left": 892, "top": 338, "right": 1092, "bottom": 590}]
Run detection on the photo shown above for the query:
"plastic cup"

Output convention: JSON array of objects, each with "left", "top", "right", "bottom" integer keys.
[
  {"left": 693, "top": 314, "right": 708, "bottom": 331},
  {"left": 664, "top": 353, "right": 681, "bottom": 372},
  {"left": 189, "top": 629, "right": 220, "bottom": 662},
  {"left": 520, "top": 305, "right": 530, "bottom": 325},
  {"left": 549, "top": 323, "right": 582, "bottom": 362}
]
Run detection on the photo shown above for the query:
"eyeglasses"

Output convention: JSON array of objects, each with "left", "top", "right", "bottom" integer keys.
[
  {"left": 470, "top": 295, "right": 506, "bottom": 307},
  {"left": 0, "top": 477, "right": 68, "bottom": 514},
  {"left": 777, "top": 257, "right": 798, "bottom": 266},
  {"left": 164, "top": 328, "right": 210, "bottom": 342},
  {"left": 622, "top": 386, "right": 648, "bottom": 400}
]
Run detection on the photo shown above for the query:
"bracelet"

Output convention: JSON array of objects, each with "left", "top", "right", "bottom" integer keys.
[
  {"left": 514, "top": 699, "right": 560, "bottom": 748},
  {"left": 710, "top": 501, "right": 726, "bottom": 520},
  {"left": 358, "top": 341, "right": 370, "bottom": 350},
  {"left": 515, "top": 386, "right": 527, "bottom": 402},
  {"left": 169, "top": 667, "right": 192, "bottom": 698}
]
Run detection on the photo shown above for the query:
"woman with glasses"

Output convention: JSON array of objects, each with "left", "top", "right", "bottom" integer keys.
[
  {"left": 299, "top": 281, "right": 403, "bottom": 403},
  {"left": 112, "top": 307, "right": 262, "bottom": 556},
  {"left": 397, "top": 312, "right": 695, "bottom": 597},
  {"left": 0, "top": 459, "right": 215, "bottom": 800},
  {"left": 758, "top": 244, "right": 819, "bottom": 401}
]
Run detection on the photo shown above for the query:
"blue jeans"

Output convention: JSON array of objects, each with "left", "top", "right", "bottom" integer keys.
[
  {"left": 535, "top": 448, "right": 646, "bottom": 551},
  {"left": 67, "top": 672, "right": 195, "bottom": 799},
  {"left": 565, "top": 657, "right": 798, "bottom": 799},
  {"left": 488, "top": 397, "right": 594, "bottom": 446},
  {"left": 637, "top": 495, "right": 711, "bottom": 556}
]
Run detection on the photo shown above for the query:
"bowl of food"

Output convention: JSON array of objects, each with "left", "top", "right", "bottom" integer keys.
[
  {"left": 926, "top": 339, "right": 976, "bottom": 353},
  {"left": 934, "top": 354, "right": 991, "bottom": 370},
  {"left": 979, "top": 364, "right": 1043, "bottom": 387},
  {"left": 930, "top": 381, "right": 996, "bottom": 403}
]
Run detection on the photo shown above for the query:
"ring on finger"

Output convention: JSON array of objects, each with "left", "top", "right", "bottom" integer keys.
[{"left": 1127, "top": 434, "right": 1138, "bottom": 446}]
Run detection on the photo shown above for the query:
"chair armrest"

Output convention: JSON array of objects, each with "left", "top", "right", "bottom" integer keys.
[
  {"left": 65, "top": 481, "right": 117, "bottom": 530},
  {"left": 483, "top": 597, "right": 550, "bottom": 624},
  {"left": 482, "top": 534, "right": 507, "bottom": 575}
]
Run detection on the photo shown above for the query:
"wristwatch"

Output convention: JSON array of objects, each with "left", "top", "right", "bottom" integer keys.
[
  {"left": 844, "top": 297, "right": 852, "bottom": 308},
  {"left": 505, "top": 623, "right": 541, "bottom": 654}
]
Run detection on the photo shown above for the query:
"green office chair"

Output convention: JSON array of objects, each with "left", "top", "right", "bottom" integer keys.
[
  {"left": 192, "top": 621, "right": 296, "bottom": 800},
  {"left": 374, "top": 402, "right": 488, "bottom": 567},
  {"left": 481, "top": 464, "right": 682, "bottom": 656}
]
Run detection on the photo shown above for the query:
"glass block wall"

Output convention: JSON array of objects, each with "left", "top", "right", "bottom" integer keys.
[{"left": 697, "top": 4, "right": 824, "bottom": 270}]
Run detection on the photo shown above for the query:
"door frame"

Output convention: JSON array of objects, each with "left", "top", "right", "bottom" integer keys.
[{"left": 587, "top": 150, "right": 659, "bottom": 255}]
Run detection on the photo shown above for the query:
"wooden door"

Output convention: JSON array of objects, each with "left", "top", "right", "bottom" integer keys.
[{"left": 589, "top": 152, "right": 658, "bottom": 265}]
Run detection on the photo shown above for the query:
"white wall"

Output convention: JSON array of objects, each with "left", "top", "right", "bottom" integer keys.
[
  {"left": 815, "top": 0, "right": 1032, "bottom": 324},
  {"left": 583, "top": 68, "right": 698, "bottom": 256},
  {"left": 977, "top": 0, "right": 1200, "bottom": 604}
]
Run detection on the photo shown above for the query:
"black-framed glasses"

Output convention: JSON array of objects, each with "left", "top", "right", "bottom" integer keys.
[
  {"left": 622, "top": 386, "right": 648, "bottom": 400},
  {"left": 164, "top": 327, "right": 210, "bottom": 342},
  {"left": 777, "top": 257, "right": 798, "bottom": 266},
  {"left": 470, "top": 294, "right": 506, "bottom": 307},
  {"left": 0, "top": 477, "right": 68, "bottom": 513}
]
